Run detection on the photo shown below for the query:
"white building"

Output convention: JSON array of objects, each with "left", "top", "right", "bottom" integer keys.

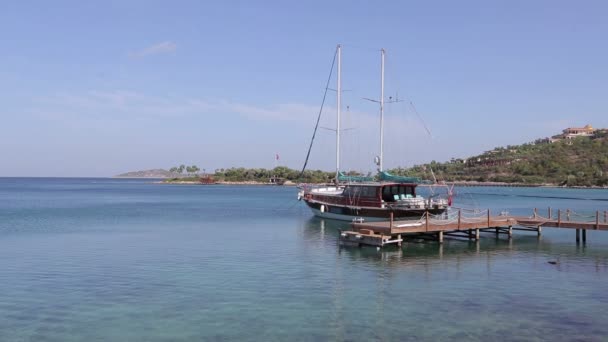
[{"left": 562, "top": 124, "right": 596, "bottom": 139}]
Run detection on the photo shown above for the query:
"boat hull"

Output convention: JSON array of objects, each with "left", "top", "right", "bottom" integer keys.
[
  {"left": 307, "top": 207, "right": 391, "bottom": 222},
  {"left": 303, "top": 199, "right": 446, "bottom": 222}
]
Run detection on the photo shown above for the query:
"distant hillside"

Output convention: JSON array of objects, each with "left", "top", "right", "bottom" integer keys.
[
  {"left": 115, "top": 169, "right": 180, "bottom": 178},
  {"left": 390, "top": 132, "right": 608, "bottom": 187}
]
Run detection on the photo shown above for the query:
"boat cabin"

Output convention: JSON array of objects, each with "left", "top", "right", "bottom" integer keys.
[
  {"left": 341, "top": 183, "right": 418, "bottom": 203},
  {"left": 380, "top": 183, "right": 417, "bottom": 202}
]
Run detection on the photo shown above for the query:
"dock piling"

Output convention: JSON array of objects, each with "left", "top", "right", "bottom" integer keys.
[
  {"left": 576, "top": 229, "right": 580, "bottom": 243},
  {"left": 582, "top": 229, "right": 587, "bottom": 243},
  {"left": 548, "top": 207, "right": 552, "bottom": 220},
  {"left": 557, "top": 210, "right": 561, "bottom": 227},
  {"left": 487, "top": 209, "right": 490, "bottom": 227},
  {"left": 438, "top": 231, "right": 443, "bottom": 244}
]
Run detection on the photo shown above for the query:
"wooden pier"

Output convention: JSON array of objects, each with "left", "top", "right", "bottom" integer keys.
[{"left": 340, "top": 208, "right": 608, "bottom": 248}]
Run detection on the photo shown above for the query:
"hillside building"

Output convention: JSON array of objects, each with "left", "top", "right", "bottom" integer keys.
[{"left": 562, "top": 124, "right": 596, "bottom": 139}]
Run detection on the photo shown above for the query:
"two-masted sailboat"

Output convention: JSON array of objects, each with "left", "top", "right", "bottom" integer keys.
[{"left": 298, "top": 45, "right": 449, "bottom": 222}]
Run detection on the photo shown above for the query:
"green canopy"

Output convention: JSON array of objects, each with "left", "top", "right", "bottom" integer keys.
[{"left": 378, "top": 171, "right": 421, "bottom": 183}]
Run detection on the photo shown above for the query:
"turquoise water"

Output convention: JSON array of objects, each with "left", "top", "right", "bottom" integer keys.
[{"left": 1, "top": 178, "right": 607, "bottom": 341}]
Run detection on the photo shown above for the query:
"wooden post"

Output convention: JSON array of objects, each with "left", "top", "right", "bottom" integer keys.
[
  {"left": 557, "top": 210, "right": 561, "bottom": 227},
  {"left": 390, "top": 212, "right": 394, "bottom": 230},
  {"left": 425, "top": 211, "right": 429, "bottom": 232},
  {"left": 537, "top": 226, "right": 542, "bottom": 236},
  {"left": 582, "top": 229, "right": 586, "bottom": 243},
  {"left": 576, "top": 229, "right": 580, "bottom": 243},
  {"left": 487, "top": 209, "right": 490, "bottom": 227},
  {"left": 438, "top": 231, "right": 443, "bottom": 244},
  {"left": 458, "top": 209, "right": 461, "bottom": 230},
  {"left": 475, "top": 229, "right": 480, "bottom": 241},
  {"left": 548, "top": 207, "right": 551, "bottom": 220}
]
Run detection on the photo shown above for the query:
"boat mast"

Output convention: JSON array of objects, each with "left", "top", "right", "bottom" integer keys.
[
  {"left": 379, "top": 48, "right": 385, "bottom": 172},
  {"left": 336, "top": 44, "right": 342, "bottom": 182}
]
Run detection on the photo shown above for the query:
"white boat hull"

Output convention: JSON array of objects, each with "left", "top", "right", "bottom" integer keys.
[{"left": 308, "top": 207, "right": 395, "bottom": 222}]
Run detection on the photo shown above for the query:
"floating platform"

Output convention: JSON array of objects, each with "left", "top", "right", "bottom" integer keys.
[
  {"left": 340, "top": 208, "right": 608, "bottom": 247},
  {"left": 340, "top": 229, "right": 402, "bottom": 247}
]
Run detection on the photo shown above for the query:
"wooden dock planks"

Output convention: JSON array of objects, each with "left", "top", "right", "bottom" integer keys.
[
  {"left": 353, "top": 217, "right": 518, "bottom": 235},
  {"left": 515, "top": 218, "right": 608, "bottom": 231},
  {"left": 342, "top": 208, "right": 608, "bottom": 247}
]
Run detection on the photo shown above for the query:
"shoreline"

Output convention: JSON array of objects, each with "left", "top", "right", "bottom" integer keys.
[
  {"left": 432, "top": 181, "right": 608, "bottom": 189},
  {"left": 156, "top": 179, "right": 607, "bottom": 189},
  {"left": 158, "top": 180, "right": 297, "bottom": 186}
]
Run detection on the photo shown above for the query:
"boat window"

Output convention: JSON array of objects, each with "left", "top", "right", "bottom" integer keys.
[
  {"left": 382, "top": 185, "right": 399, "bottom": 202},
  {"left": 360, "top": 187, "right": 367, "bottom": 197},
  {"left": 382, "top": 186, "right": 390, "bottom": 201},
  {"left": 362, "top": 187, "right": 376, "bottom": 197},
  {"left": 344, "top": 186, "right": 362, "bottom": 197}
]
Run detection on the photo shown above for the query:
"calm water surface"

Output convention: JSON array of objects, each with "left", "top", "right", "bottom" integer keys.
[{"left": 1, "top": 178, "right": 607, "bottom": 341}]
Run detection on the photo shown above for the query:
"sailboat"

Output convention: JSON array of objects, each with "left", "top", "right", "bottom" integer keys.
[{"left": 298, "top": 45, "right": 449, "bottom": 222}]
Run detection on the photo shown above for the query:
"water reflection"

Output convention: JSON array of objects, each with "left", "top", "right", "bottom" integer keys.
[
  {"left": 300, "top": 217, "right": 345, "bottom": 244},
  {"left": 300, "top": 217, "right": 608, "bottom": 271}
]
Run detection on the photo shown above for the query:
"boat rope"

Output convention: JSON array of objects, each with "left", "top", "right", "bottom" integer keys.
[
  {"left": 298, "top": 47, "right": 338, "bottom": 179},
  {"left": 409, "top": 101, "right": 433, "bottom": 138},
  {"left": 406, "top": 100, "right": 441, "bottom": 187}
]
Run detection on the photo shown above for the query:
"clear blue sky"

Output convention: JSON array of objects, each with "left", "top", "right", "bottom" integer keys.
[{"left": 1, "top": 1, "right": 607, "bottom": 176}]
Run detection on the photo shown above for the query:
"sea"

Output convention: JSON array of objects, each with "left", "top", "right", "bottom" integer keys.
[{"left": 1, "top": 178, "right": 607, "bottom": 341}]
